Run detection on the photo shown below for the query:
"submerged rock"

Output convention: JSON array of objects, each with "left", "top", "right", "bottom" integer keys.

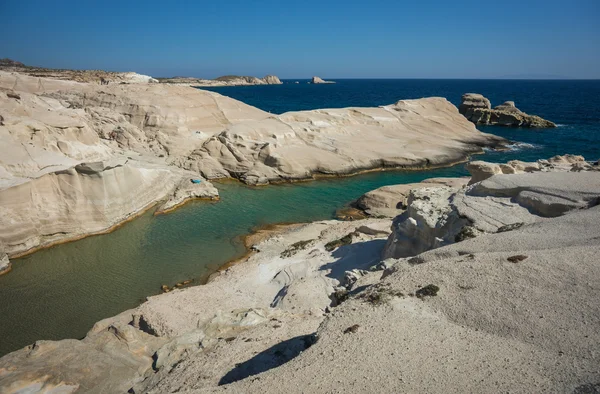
[{"left": 459, "top": 93, "right": 556, "bottom": 128}]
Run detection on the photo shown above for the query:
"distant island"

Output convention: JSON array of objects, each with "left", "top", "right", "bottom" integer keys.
[
  {"left": 158, "top": 74, "right": 282, "bottom": 86},
  {"left": 0, "top": 58, "right": 282, "bottom": 87}
]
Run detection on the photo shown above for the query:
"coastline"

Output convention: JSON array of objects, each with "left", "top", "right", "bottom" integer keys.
[
  {"left": 3, "top": 152, "right": 488, "bottom": 264},
  {"left": 1, "top": 156, "right": 599, "bottom": 392}
]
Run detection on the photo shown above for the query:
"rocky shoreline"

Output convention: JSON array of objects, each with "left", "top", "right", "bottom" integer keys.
[
  {"left": 0, "top": 69, "right": 505, "bottom": 267},
  {"left": 1, "top": 155, "right": 598, "bottom": 392}
]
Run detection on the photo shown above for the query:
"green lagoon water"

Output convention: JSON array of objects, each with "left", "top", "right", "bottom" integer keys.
[{"left": 0, "top": 166, "right": 470, "bottom": 356}]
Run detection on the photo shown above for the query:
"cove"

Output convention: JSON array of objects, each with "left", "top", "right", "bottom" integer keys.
[
  {"left": 0, "top": 164, "right": 468, "bottom": 356},
  {"left": 0, "top": 130, "right": 593, "bottom": 357}
]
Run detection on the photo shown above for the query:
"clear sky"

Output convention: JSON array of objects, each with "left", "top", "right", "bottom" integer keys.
[{"left": 1, "top": 0, "right": 599, "bottom": 79}]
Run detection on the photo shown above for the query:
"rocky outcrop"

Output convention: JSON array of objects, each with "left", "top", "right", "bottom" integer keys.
[
  {"left": 383, "top": 156, "right": 599, "bottom": 260},
  {"left": 311, "top": 76, "right": 335, "bottom": 84},
  {"left": 459, "top": 93, "right": 556, "bottom": 128},
  {"left": 0, "top": 160, "right": 218, "bottom": 257},
  {"left": 466, "top": 154, "right": 592, "bottom": 185},
  {"left": 382, "top": 186, "right": 469, "bottom": 258},
  {"left": 355, "top": 177, "right": 469, "bottom": 217},
  {"left": 263, "top": 75, "right": 283, "bottom": 85},
  {"left": 183, "top": 97, "right": 506, "bottom": 185}
]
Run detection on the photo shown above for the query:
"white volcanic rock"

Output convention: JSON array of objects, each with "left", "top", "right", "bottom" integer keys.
[
  {"left": 118, "top": 72, "right": 159, "bottom": 84},
  {"left": 356, "top": 177, "right": 469, "bottom": 217},
  {"left": 226, "top": 205, "right": 600, "bottom": 393},
  {"left": 263, "top": 75, "right": 282, "bottom": 84},
  {"left": 184, "top": 98, "right": 505, "bottom": 185},
  {"left": 164, "top": 75, "right": 283, "bottom": 87},
  {"left": 0, "top": 218, "right": 391, "bottom": 392},
  {"left": 0, "top": 71, "right": 505, "bottom": 256},
  {"left": 0, "top": 72, "right": 233, "bottom": 256},
  {"left": 467, "top": 154, "right": 591, "bottom": 185},
  {"left": 383, "top": 164, "right": 600, "bottom": 260},
  {"left": 382, "top": 186, "right": 469, "bottom": 259},
  {"left": 0, "top": 253, "right": 10, "bottom": 275},
  {"left": 311, "top": 76, "right": 335, "bottom": 84},
  {"left": 1, "top": 170, "right": 600, "bottom": 392}
]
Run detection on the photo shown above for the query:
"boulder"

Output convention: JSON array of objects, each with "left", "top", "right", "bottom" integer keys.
[
  {"left": 382, "top": 187, "right": 469, "bottom": 259},
  {"left": 355, "top": 177, "right": 469, "bottom": 217}
]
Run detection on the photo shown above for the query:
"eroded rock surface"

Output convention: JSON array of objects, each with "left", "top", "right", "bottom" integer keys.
[
  {"left": 1, "top": 168, "right": 599, "bottom": 393},
  {"left": 355, "top": 177, "right": 469, "bottom": 217},
  {"left": 459, "top": 93, "right": 556, "bottom": 128},
  {"left": 384, "top": 156, "right": 599, "bottom": 259}
]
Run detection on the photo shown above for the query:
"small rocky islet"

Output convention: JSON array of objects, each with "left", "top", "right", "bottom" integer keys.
[
  {"left": 0, "top": 62, "right": 599, "bottom": 393},
  {"left": 459, "top": 92, "right": 556, "bottom": 128}
]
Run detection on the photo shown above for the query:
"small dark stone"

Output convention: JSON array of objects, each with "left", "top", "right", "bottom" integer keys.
[
  {"left": 573, "top": 383, "right": 600, "bottom": 394},
  {"left": 497, "top": 222, "right": 525, "bottom": 233},
  {"left": 455, "top": 226, "right": 478, "bottom": 242},
  {"left": 343, "top": 324, "right": 360, "bottom": 334},
  {"left": 415, "top": 284, "right": 440, "bottom": 298},
  {"left": 507, "top": 255, "right": 528, "bottom": 263},
  {"left": 6, "top": 91, "right": 21, "bottom": 100}
]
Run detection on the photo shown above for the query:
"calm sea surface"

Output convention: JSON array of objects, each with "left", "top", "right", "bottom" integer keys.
[{"left": 1, "top": 79, "right": 598, "bottom": 356}]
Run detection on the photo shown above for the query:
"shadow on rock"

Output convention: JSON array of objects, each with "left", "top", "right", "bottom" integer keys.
[
  {"left": 321, "top": 239, "right": 387, "bottom": 281},
  {"left": 218, "top": 334, "right": 316, "bottom": 386}
]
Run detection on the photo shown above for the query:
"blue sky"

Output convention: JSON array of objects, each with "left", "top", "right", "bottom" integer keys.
[{"left": 1, "top": 0, "right": 599, "bottom": 79}]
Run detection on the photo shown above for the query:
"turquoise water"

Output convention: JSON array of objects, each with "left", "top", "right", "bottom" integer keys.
[{"left": 1, "top": 79, "right": 598, "bottom": 356}]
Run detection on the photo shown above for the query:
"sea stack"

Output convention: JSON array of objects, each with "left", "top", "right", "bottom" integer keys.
[
  {"left": 311, "top": 76, "right": 335, "bottom": 84},
  {"left": 459, "top": 93, "right": 556, "bottom": 128}
]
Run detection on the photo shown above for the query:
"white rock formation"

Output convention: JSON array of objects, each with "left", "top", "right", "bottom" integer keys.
[
  {"left": 383, "top": 156, "right": 600, "bottom": 259},
  {"left": 467, "top": 154, "right": 591, "bottom": 185},
  {"left": 3, "top": 170, "right": 598, "bottom": 392},
  {"left": 160, "top": 74, "right": 283, "bottom": 86},
  {"left": 183, "top": 98, "right": 506, "bottom": 184},
  {"left": 459, "top": 93, "right": 556, "bottom": 128},
  {"left": 0, "top": 70, "right": 503, "bottom": 257},
  {"left": 311, "top": 76, "right": 335, "bottom": 84},
  {"left": 355, "top": 177, "right": 469, "bottom": 217}
]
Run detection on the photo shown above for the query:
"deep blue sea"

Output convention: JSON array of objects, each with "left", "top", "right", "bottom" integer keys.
[
  {"left": 202, "top": 79, "right": 600, "bottom": 162},
  {"left": 1, "top": 79, "right": 598, "bottom": 357}
]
